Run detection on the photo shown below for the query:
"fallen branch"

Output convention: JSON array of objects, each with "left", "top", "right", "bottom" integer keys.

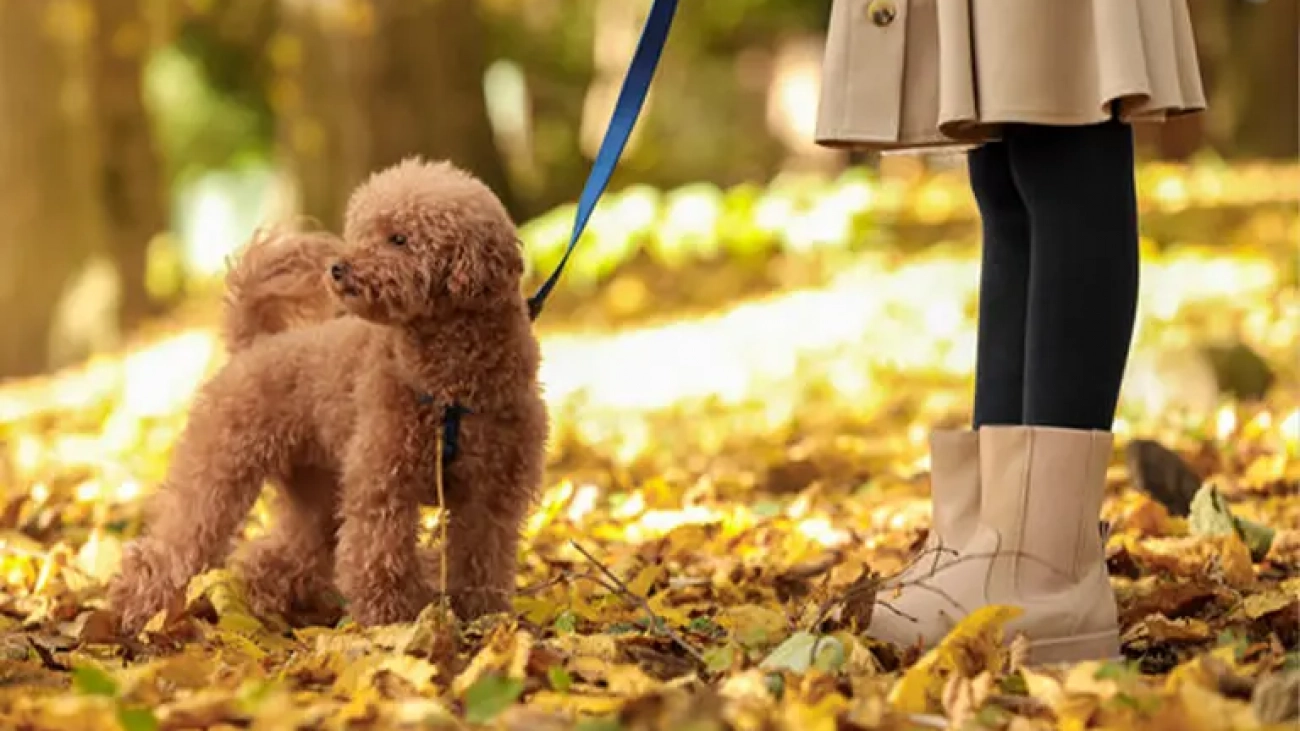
[{"left": 569, "top": 540, "right": 708, "bottom": 668}]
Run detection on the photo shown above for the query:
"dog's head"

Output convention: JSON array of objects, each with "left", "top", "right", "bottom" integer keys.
[{"left": 329, "top": 157, "right": 524, "bottom": 324}]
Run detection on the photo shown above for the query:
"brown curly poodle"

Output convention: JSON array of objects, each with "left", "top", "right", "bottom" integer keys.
[{"left": 107, "top": 158, "right": 548, "bottom": 632}]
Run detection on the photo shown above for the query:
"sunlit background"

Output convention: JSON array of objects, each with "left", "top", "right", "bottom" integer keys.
[{"left": 0, "top": 1, "right": 1296, "bottom": 711}]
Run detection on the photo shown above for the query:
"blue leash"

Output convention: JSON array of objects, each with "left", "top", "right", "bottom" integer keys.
[
  {"left": 440, "top": 0, "right": 677, "bottom": 465},
  {"left": 526, "top": 0, "right": 679, "bottom": 321}
]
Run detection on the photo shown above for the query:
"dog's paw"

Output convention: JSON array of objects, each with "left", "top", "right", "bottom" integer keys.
[
  {"left": 106, "top": 540, "right": 185, "bottom": 635},
  {"left": 347, "top": 581, "right": 433, "bottom": 627},
  {"left": 235, "top": 543, "right": 339, "bottom": 626},
  {"left": 451, "top": 587, "right": 513, "bottom": 623}
]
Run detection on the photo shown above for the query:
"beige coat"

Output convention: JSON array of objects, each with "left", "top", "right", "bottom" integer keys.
[{"left": 816, "top": 0, "right": 1207, "bottom": 152}]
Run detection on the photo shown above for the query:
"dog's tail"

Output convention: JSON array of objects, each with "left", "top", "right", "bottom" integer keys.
[{"left": 222, "top": 227, "right": 346, "bottom": 353}]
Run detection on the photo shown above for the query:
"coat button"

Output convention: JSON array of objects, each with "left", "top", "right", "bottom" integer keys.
[{"left": 866, "top": 0, "right": 897, "bottom": 27}]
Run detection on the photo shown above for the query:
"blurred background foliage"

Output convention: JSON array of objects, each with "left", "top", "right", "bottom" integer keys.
[{"left": 0, "top": 0, "right": 1296, "bottom": 381}]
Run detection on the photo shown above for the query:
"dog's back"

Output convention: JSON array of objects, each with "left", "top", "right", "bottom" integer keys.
[{"left": 222, "top": 228, "right": 347, "bottom": 353}]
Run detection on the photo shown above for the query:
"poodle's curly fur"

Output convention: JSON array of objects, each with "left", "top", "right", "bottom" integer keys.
[{"left": 107, "top": 158, "right": 548, "bottom": 632}]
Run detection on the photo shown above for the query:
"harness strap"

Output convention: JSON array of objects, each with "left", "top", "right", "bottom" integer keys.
[
  {"left": 526, "top": 0, "right": 679, "bottom": 321},
  {"left": 417, "top": 393, "right": 472, "bottom": 463}
]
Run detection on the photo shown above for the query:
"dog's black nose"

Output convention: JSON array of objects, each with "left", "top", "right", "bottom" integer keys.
[{"left": 330, "top": 262, "right": 347, "bottom": 281}]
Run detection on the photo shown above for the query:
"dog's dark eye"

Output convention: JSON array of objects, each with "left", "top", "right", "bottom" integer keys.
[{"left": 388, "top": 233, "right": 408, "bottom": 247}]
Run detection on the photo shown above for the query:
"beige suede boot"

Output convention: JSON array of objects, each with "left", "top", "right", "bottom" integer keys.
[
  {"left": 866, "top": 430, "right": 979, "bottom": 637},
  {"left": 868, "top": 426, "right": 1121, "bottom": 665},
  {"left": 889, "top": 430, "right": 981, "bottom": 583}
]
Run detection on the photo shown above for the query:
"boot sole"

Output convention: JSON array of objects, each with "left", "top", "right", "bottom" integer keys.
[{"left": 1025, "top": 628, "right": 1122, "bottom": 666}]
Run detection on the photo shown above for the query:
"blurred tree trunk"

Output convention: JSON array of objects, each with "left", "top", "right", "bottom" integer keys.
[
  {"left": 1222, "top": 0, "right": 1298, "bottom": 159},
  {"left": 277, "top": 0, "right": 516, "bottom": 231},
  {"left": 1192, "top": 0, "right": 1298, "bottom": 159},
  {"left": 366, "top": 0, "right": 515, "bottom": 210},
  {"left": 276, "top": 0, "right": 371, "bottom": 233},
  {"left": 93, "top": 0, "right": 170, "bottom": 331},
  {"left": 0, "top": 0, "right": 107, "bottom": 380}
]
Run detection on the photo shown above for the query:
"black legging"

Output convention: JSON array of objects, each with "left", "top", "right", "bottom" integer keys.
[{"left": 969, "top": 119, "right": 1140, "bottom": 431}]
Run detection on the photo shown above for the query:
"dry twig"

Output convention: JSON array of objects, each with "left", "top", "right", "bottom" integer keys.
[{"left": 569, "top": 539, "right": 708, "bottom": 668}]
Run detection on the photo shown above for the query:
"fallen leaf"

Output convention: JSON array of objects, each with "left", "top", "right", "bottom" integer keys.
[
  {"left": 716, "top": 604, "right": 789, "bottom": 648},
  {"left": 453, "top": 626, "right": 534, "bottom": 696},
  {"left": 527, "top": 690, "right": 626, "bottom": 717},
  {"left": 1126, "top": 439, "right": 1202, "bottom": 517},
  {"left": 888, "top": 605, "right": 1023, "bottom": 714},
  {"left": 1233, "top": 517, "right": 1276, "bottom": 562},
  {"left": 780, "top": 692, "right": 849, "bottom": 731},
  {"left": 71, "top": 663, "right": 118, "bottom": 697},
  {"left": 1251, "top": 671, "right": 1299, "bottom": 725},
  {"left": 760, "top": 631, "right": 844, "bottom": 675},
  {"left": 70, "top": 609, "right": 119, "bottom": 644},
  {"left": 567, "top": 655, "right": 661, "bottom": 696},
  {"left": 1241, "top": 589, "right": 1298, "bottom": 620},
  {"left": 1019, "top": 666, "right": 1066, "bottom": 710},
  {"left": 1176, "top": 674, "right": 1259, "bottom": 729},
  {"left": 116, "top": 706, "right": 159, "bottom": 731},
  {"left": 1190, "top": 485, "right": 1240, "bottom": 537},
  {"left": 464, "top": 674, "right": 525, "bottom": 725},
  {"left": 1189, "top": 484, "right": 1276, "bottom": 563},
  {"left": 1122, "top": 614, "right": 1213, "bottom": 645}
]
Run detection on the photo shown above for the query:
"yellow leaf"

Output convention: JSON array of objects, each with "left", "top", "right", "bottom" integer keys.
[
  {"left": 565, "top": 583, "right": 604, "bottom": 622},
  {"left": 567, "top": 656, "right": 661, "bottom": 696},
  {"left": 337, "top": 683, "right": 380, "bottom": 724},
  {"left": 1062, "top": 661, "right": 1124, "bottom": 700},
  {"left": 831, "top": 631, "right": 882, "bottom": 677},
  {"left": 1055, "top": 695, "right": 1102, "bottom": 731},
  {"left": 781, "top": 692, "right": 849, "bottom": 731},
  {"left": 715, "top": 603, "right": 790, "bottom": 647},
  {"left": 527, "top": 690, "right": 626, "bottom": 716},
  {"left": 719, "top": 669, "right": 777, "bottom": 705},
  {"left": 547, "top": 632, "right": 620, "bottom": 662},
  {"left": 626, "top": 563, "right": 664, "bottom": 598},
  {"left": 645, "top": 593, "right": 696, "bottom": 628},
  {"left": 387, "top": 697, "right": 455, "bottom": 726},
  {"left": 1242, "top": 590, "right": 1298, "bottom": 620},
  {"left": 368, "top": 655, "right": 442, "bottom": 695},
  {"left": 156, "top": 688, "right": 241, "bottom": 728},
  {"left": 1019, "top": 666, "right": 1066, "bottom": 709},
  {"left": 187, "top": 570, "right": 255, "bottom": 619},
  {"left": 451, "top": 627, "right": 533, "bottom": 697},
  {"left": 359, "top": 603, "right": 456, "bottom": 660},
  {"left": 1208, "top": 534, "right": 1257, "bottom": 589},
  {"left": 888, "top": 649, "right": 939, "bottom": 713},
  {"left": 514, "top": 596, "right": 561, "bottom": 626},
  {"left": 888, "top": 604, "right": 1023, "bottom": 713},
  {"left": 217, "top": 611, "right": 271, "bottom": 638},
  {"left": 1125, "top": 614, "right": 1213, "bottom": 644},
  {"left": 1176, "top": 675, "right": 1259, "bottom": 731},
  {"left": 207, "top": 629, "right": 269, "bottom": 661}
]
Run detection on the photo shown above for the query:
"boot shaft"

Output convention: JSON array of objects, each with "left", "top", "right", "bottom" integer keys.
[
  {"left": 927, "top": 429, "right": 981, "bottom": 548},
  {"left": 977, "top": 426, "right": 1113, "bottom": 597}
]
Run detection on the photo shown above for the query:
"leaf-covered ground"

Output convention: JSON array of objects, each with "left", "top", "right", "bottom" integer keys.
[{"left": 0, "top": 168, "right": 1297, "bottom": 730}]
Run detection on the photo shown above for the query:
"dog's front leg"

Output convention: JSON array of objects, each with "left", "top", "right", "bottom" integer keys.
[
  {"left": 443, "top": 459, "right": 530, "bottom": 620},
  {"left": 335, "top": 438, "right": 433, "bottom": 626}
]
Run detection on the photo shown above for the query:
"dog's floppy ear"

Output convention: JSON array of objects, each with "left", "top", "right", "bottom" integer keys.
[{"left": 447, "top": 218, "right": 524, "bottom": 306}]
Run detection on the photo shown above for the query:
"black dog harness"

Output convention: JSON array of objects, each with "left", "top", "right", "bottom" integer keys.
[{"left": 415, "top": 394, "right": 471, "bottom": 464}]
